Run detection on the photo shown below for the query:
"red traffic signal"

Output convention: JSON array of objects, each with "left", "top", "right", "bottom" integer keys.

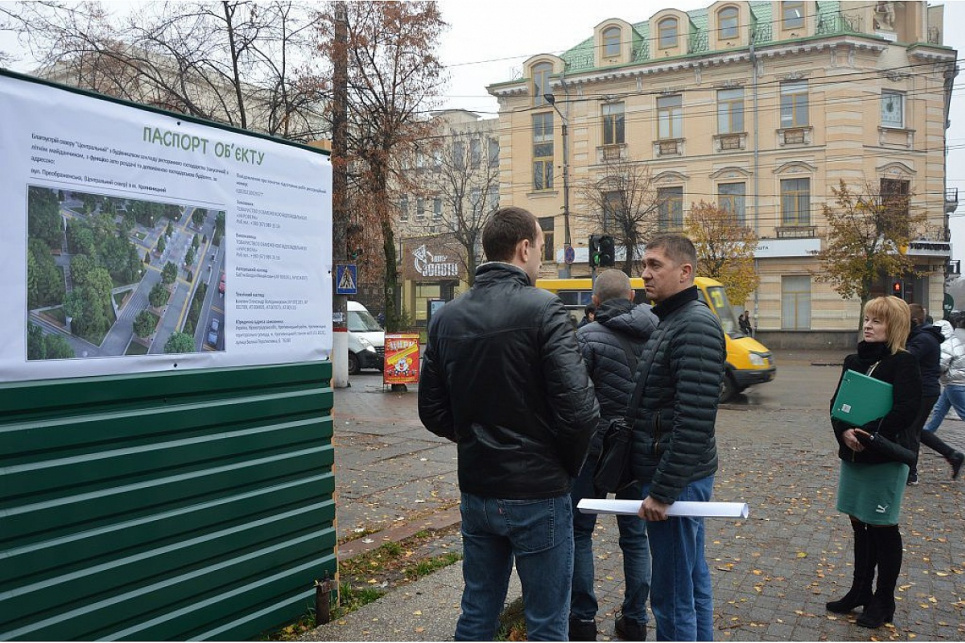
[{"left": 892, "top": 281, "right": 903, "bottom": 297}]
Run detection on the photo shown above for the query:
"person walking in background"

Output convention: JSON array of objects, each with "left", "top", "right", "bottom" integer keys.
[
  {"left": 631, "top": 235, "right": 726, "bottom": 641},
  {"left": 905, "top": 303, "right": 943, "bottom": 485},
  {"left": 918, "top": 318, "right": 965, "bottom": 479},
  {"left": 827, "top": 296, "right": 920, "bottom": 629},
  {"left": 739, "top": 310, "right": 753, "bottom": 336},
  {"left": 569, "top": 269, "right": 657, "bottom": 641},
  {"left": 578, "top": 304, "right": 596, "bottom": 328},
  {"left": 418, "top": 206, "right": 600, "bottom": 641}
]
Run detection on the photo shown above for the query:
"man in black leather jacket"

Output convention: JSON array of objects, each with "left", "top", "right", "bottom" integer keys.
[{"left": 419, "top": 206, "right": 599, "bottom": 641}]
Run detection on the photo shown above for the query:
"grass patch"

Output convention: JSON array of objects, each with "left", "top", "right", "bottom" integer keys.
[
  {"left": 113, "top": 291, "right": 127, "bottom": 307},
  {"left": 265, "top": 526, "right": 463, "bottom": 641},
  {"left": 125, "top": 341, "right": 149, "bottom": 355}
]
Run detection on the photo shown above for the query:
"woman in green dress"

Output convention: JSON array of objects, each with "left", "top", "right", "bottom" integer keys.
[{"left": 827, "top": 296, "right": 921, "bottom": 628}]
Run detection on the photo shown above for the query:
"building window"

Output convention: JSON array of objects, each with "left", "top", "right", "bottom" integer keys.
[
  {"left": 470, "top": 138, "right": 481, "bottom": 168},
  {"left": 717, "top": 88, "right": 744, "bottom": 134},
  {"left": 603, "top": 26, "right": 621, "bottom": 58},
  {"left": 781, "top": 275, "right": 811, "bottom": 330},
  {"left": 488, "top": 185, "right": 499, "bottom": 212},
  {"left": 433, "top": 149, "right": 442, "bottom": 171},
  {"left": 782, "top": 1, "right": 804, "bottom": 29},
  {"left": 780, "top": 178, "right": 810, "bottom": 225},
  {"left": 657, "top": 95, "right": 682, "bottom": 140},
  {"left": 488, "top": 138, "right": 499, "bottom": 168},
  {"left": 469, "top": 188, "right": 481, "bottom": 216},
  {"left": 881, "top": 91, "right": 904, "bottom": 128},
  {"left": 532, "top": 112, "right": 554, "bottom": 191},
  {"left": 433, "top": 197, "right": 442, "bottom": 221},
  {"left": 416, "top": 197, "right": 426, "bottom": 220},
  {"left": 603, "top": 102, "right": 625, "bottom": 146},
  {"left": 658, "top": 187, "right": 684, "bottom": 230},
  {"left": 881, "top": 178, "right": 910, "bottom": 225},
  {"left": 533, "top": 62, "right": 552, "bottom": 106},
  {"left": 452, "top": 140, "right": 466, "bottom": 170},
  {"left": 780, "top": 81, "right": 809, "bottom": 128},
  {"left": 539, "top": 216, "right": 555, "bottom": 262},
  {"left": 399, "top": 196, "right": 409, "bottom": 221},
  {"left": 718, "top": 6, "right": 739, "bottom": 39},
  {"left": 718, "top": 182, "right": 746, "bottom": 225},
  {"left": 658, "top": 17, "right": 678, "bottom": 49},
  {"left": 604, "top": 190, "right": 625, "bottom": 229}
]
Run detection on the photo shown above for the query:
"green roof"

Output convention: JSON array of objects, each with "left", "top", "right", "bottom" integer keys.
[{"left": 555, "top": 1, "right": 845, "bottom": 74}]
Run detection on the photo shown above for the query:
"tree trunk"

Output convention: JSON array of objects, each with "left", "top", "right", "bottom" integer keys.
[{"left": 382, "top": 219, "right": 400, "bottom": 330}]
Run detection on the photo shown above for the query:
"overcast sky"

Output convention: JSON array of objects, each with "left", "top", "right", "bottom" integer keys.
[
  {"left": 1, "top": 1, "right": 962, "bottom": 259},
  {"left": 435, "top": 0, "right": 965, "bottom": 262}
]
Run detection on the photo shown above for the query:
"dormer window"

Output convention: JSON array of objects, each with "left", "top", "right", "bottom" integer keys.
[
  {"left": 658, "top": 17, "right": 678, "bottom": 49},
  {"left": 782, "top": 1, "right": 804, "bottom": 30},
  {"left": 532, "top": 62, "right": 552, "bottom": 106},
  {"left": 718, "top": 6, "right": 739, "bottom": 39},
  {"left": 603, "top": 26, "right": 621, "bottom": 58}
]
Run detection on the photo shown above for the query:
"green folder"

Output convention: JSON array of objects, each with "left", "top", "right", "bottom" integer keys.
[{"left": 831, "top": 369, "right": 894, "bottom": 427}]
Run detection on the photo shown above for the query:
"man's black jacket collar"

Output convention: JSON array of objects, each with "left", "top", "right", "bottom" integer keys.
[{"left": 652, "top": 285, "right": 699, "bottom": 320}]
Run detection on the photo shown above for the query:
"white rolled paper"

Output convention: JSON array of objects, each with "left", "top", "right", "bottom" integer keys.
[{"left": 577, "top": 498, "right": 749, "bottom": 519}]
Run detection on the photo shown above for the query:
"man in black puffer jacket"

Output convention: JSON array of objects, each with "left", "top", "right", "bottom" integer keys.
[
  {"left": 419, "top": 206, "right": 599, "bottom": 641},
  {"left": 632, "top": 235, "right": 726, "bottom": 642},
  {"left": 569, "top": 269, "right": 657, "bottom": 642},
  {"left": 905, "top": 303, "right": 944, "bottom": 484}
]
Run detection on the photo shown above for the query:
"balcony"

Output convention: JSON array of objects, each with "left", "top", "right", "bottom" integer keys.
[
  {"left": 713, "top": 133, "right": 746, "bottom": 153},
  {"left": 946, "top": 187, "right": 959, "bottom": 214},
  {"left": 778, "top": 126, "right": 813, "bottom": 147},
  {"left": 654, "top": 138, "right": 684, "bottom": 157},
  {"left": 776, "top": 225, "right": 817, "bottom": 239}
]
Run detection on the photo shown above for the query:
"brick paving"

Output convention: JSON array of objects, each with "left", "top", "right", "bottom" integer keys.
[{"left": 310, "top": 351, "right": 965, "bottom": 641}]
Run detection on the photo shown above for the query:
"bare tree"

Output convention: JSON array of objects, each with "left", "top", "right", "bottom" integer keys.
[
  {"left": 0, "top": 1, "right": 325, "bottom": 141},
  {"left": 686, "top": 200, "right": 760, "bottom": 306},
  {"left": 314, "top": 1, "right": 447, "bottom": 331},
  {"left": 577, "top": 156, "right": 661, "bottom": 275},
  {"left": 400, "top": 126, "right": 498, "bottom": 286}
]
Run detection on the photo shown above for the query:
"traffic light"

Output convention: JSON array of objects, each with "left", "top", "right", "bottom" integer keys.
[
  {"left": 892, "top": 281, "right": 903, "bottom": 298},
  {"left": 599, "top": 235, "right": 615, "bottom": 267},
  {"left": 589, "top": 234, "right": 602, "bottom": 267}
]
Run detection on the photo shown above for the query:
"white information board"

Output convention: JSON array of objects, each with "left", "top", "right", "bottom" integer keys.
[{"left": 0, "top": 72, "right": 332, "bottom": 381}]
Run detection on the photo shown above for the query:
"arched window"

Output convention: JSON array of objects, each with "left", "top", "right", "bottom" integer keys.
[
  {"left": 532, "top": 62, "right": 552, "bottom": 106},
  {"left": 718, "top": 6, "right": 739, "bottom": 39},
  {"left": 602, "top": 26, "right": 621, "bottom": 58},
  {"left": 658, "top": 17, "right": 678, "bottom": 49}
]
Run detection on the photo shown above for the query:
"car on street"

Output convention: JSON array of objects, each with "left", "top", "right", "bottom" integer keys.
[
  {"left": 207, "top": 318, "right": 220, "bottom": 347},
  {"left": 218, "top": 272, "right": 225, "bottom": 294}
]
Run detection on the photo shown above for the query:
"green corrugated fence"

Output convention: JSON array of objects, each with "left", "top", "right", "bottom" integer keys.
[{"left": 0, "top": 361, "right": 335, "bottom": 640}]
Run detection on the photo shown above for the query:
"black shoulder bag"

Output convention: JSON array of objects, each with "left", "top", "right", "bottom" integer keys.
[{"left": 593, "top": 327, "right": 664, "bottom": 494}]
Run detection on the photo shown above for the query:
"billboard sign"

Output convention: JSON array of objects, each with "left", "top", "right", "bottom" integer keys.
[
  {"left": 0, "top": 71, "right": 332, "bottom": 381},
  {"left": 383, "top": 333, "right": 420, "bottom": 385}
]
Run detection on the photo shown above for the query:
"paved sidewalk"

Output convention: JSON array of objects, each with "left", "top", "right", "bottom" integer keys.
[{"left": 305, "top": 350, "right": 965, "bottom": 641}]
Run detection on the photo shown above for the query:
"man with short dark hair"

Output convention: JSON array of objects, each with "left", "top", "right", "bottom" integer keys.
[
  {"left": 632, "top": 234, "right": 726, "bottom": 641},
  {"left": 419, "top": 206, "right": 600, "bottom": 641},
  {"left": 569, "top": 269, "right": 657, "bottom": 641}
]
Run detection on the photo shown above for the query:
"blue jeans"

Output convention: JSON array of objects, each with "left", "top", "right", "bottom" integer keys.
[
  {"left": 923, "top": 385, "right": 965, "bottom": 432},
  {"left": 642, "top": 475, "right": 715, "bottom": 642},
  {"left": 571, "top": 462, "right": 651, "bottom": 624},
  {"left": 455, "top": 492, "right": 573, "bottom": 641}
]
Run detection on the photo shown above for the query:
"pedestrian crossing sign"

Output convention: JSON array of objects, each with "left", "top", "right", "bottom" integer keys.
[{"left": 336, "top": 264, "right": 358, "bottom": 295}]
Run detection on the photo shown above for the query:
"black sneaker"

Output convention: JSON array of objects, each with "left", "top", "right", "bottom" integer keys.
[
  {"left": 614, "top": 614, "right": 647, "bottom": 641},
  {"left": 907, "top": 471, "right": 919, "bottom": 486},
  {"left": 569, "top": 617, "right": 597, "bottom": 641}
]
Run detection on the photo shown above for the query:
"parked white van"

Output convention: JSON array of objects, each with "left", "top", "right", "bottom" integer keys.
[{"left": 347, "top": 301, "right": 385, "bottom": 374}]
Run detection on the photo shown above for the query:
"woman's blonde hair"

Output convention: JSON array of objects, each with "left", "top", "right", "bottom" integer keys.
[{"left": 863, "top": 296, "right": 911, "bottom": 354}]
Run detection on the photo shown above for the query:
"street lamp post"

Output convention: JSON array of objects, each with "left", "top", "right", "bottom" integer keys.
[{"left": 544, "top": 93, "right": 571, "bottom": 278}]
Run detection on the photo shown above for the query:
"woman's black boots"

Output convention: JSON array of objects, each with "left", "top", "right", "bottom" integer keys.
[
  {"left": 857, "top": 525, "right": 902, "bottom": 628},
  {"left": 827, "top": 521, "right": 875, "bottom": 613}
]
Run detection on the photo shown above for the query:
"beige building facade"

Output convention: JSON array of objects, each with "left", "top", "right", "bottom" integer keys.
[{"left": 488, "top": 0, "right": 957, "bottom": 346}]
